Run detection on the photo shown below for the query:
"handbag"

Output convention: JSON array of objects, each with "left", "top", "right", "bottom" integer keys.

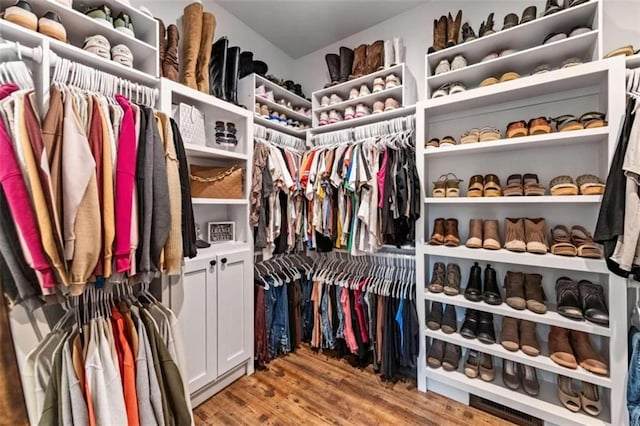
[
  {"left": 172, "top": 103, "right": 206, "bottom": 146},
  {"left": 190, "top": 165, "right": 244, "bottom": 199}
]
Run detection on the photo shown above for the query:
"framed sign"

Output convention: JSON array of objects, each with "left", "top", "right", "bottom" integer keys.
[{"left": 207, "top": 221, "right": 235, "bottom": 244}]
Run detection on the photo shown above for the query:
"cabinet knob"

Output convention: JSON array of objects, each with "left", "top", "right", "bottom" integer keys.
[
  {"left": 221, "top": 258, "right": 228, "bottom": 265},
  {"left": 210, "top": 260, "right": 217, "bottom": 266}
]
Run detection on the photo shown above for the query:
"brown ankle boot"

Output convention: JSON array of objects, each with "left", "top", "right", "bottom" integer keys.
[
  {"left": 181, "top": 2, "right": 204, "bottom": 89},
  {"left": 164, "top": 24, "right": 180, "bottom": 82},
  {"left": 519, "top": 320, "right": 540, "bottom": 357},
  {"left": 504, "top": 217, "right": 526, "bottom": 252},
  {"left": 434, "top": 15, "right": 447, "bottom": 52},
  {"left": 525, "top": 217, "right": 549, "bottom": 254},
  {"left": 570, "top": 331, "right": 608, "bottom": 375},
  {"left": 429, "top": 218, "right": 445, "bottom": 245},
  {"left": 483, "top": 219, "right": 500, "bottom": 250},
  {"left": 500, "top": 316, "right": 519, "bottom": 352},
  {"left": 157, "top": 18, "right": 166, "bottom": 74},
  {"left": 524, "top": 273, "right": 547, "bottom": 314},
  {"left": 447, "top": 10, "right": 462, "bottom": 47},
  {"left": 505, "top": 271, "right": 526, "bottom": 310},
  {"left": 466, "top": 219, "right": 483, "bottom": 248},
  {"left": 350, "top": 44, "right": 367, "bottom": 79},
  {"left": 196, "top": 12, "right": 216, "bottom": 93},
  {"left": 444, "top": 218, "right": 460, "bottom": 247},
  {"left": 365, "top": 40, "right": 384, "bottom": 75},
  {"left": 549, "top": 326, "right": 577, "bottom": 369}
]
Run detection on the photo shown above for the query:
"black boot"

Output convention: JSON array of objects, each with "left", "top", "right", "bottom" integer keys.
[
  {"left": 339, "top": 46, "right": 354, "bottom": 83},
  {"left": 294, "top": 83, "right": 305, "bottom": 99},
  {"left": 209, "top": 36, "right": 228, "bottom": 100},
  {"left": 324, "top": 53, "right": 340, "bottom": 88},
  {"left": 483, "top": 264, "right": 502, "bottom": 305},
  {"left": 285, "top": 80, "right": 295, "bottom": 92},
  {"left": 225, "top": 46, "right": 241, "bottom": 105},
  {"left": 464, "top": 262, "right": 482, "bottom": 302},
  {"left": 477, "top": 311, "right": 496, "bottom": 344},
  {"left": 239, "top": 51, "right": 254, "bottom": 79}
]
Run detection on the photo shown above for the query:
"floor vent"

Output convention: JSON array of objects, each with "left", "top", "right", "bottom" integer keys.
[{"left": 470, "top": 395, "right": 543, "bottom": 426}]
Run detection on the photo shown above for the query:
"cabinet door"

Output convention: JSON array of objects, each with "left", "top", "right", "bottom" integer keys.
[
  {"left": 170, "top": 257, "right": 217, "bottom": 393},
  {"left": 216, "top": 249, "right": 253, "bottom": 376}
]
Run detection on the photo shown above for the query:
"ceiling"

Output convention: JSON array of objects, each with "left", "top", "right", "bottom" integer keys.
[{"left": 217, "top": 0, "right": 426, "bottom": 58}]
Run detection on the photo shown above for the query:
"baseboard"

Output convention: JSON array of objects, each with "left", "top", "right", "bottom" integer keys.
[
  {"left": 427, "top": 377, "right": 469, "bottom": 405},
  {"left": 190, "top": 359, "right": 252, "bottom": 408}
]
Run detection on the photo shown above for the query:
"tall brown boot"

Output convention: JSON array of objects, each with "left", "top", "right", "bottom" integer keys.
[
  {"left": 366, "top": 40, "right": 384, "bottom": 74},
  {"left": 164, "top": 24, "right": 180, "bottom": 82},
  {"left": 447, "top": 10, "right": 462, "bottom": 47},
  {"left": 350, "top": 44, "right": 367, "bottom": 79},
  {"left": 181, "top": 2, "right": 203, "bottom": 89},
  {"left": 429, "top": 15, "right": 447, "bottom": 53},
  {"left": 196, "top": 12, "right": 216, "bottom": 93},
  {"left": 157, "top": 18, "right": 166, "bottom": 76}
]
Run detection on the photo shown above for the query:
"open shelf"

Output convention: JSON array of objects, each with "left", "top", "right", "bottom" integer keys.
[
  {"left": 254, "top": 74, "right": 311, "bottom": 109},
  {"left": 426, "top": 1, "right": 598, "bottom": 69},
  {"left": 425, "top": 366, "right": 610, "bottom": 426},
  {"left": 314, "top": 85, "right": 404, "bottom": 114},
  {"left": 192, "top": 198, "right": 249, "bottom": 205},
  {"left": 313, "top": 63, "right": 405, "bottom": 100},
  {"left": 256, "top": 96, "right": 312, "bottom": 123},
  {"left": 310, "top": 105, "right": 416, "bottom": 134},
  {"left": 254, "top": 116, "right": 308, "bottom": 138},
  {"left": 427, "top": 31, "right": 599, "bottom": 95},
  {"left": 420, "top": 245, "right": 609, "bottom": 274},
  {"left": 183, "top": 144, "right": 248, "bottom": 161},
  {"left": 186, "top": 242, "right": 251, "bottom": 264},
  {"left": 425, "top": 195, "right": 602, "bottom": 204},
  {"left": 425, "top": 292, "right": 610, "bottom": 337}
]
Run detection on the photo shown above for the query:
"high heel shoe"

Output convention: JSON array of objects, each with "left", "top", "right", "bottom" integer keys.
[
  {"left": 580, "top": 382, "right": 602, "bottom": 416},
  {"left": 558, "top": 375, "right": 581, "bottom": 412}
]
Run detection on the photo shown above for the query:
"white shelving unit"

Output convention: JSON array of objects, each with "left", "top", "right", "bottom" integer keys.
[
  {"left": 238, "top": 73, "right": 311, "bottom": 138},
  {"left": 425, "top": 0, "right": 602, "bottom": 99},
  {"left": 310, "top": 63, "right": 416, "bottom": 132},
  {"left": 415, "top": 57, "right": 627, "bottom": 426}
]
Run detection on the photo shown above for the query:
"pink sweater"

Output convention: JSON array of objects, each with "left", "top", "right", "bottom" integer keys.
[
  {"left": 114, "top": 95, "right": 137, "bottom": 273},
  {"left": 0, "top": 84, "right": 56, "bottom": 288}
]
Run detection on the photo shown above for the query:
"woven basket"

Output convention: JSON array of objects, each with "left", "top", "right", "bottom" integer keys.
[{"left": 190, "top": 165, "right": 244, "bottom": 199}]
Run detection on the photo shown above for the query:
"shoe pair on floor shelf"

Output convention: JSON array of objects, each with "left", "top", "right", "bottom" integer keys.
[
  {"left": 429, "top": 262, "right": 505, "bottom": 306},
  {"left": 318, "top": 98, "right": 400, "bottom": 126},
  {"left": 254, "top": 103, "right": 309, "bottom": 130},
  {"left": 550, "top": 326, "right": 608, "bottom": 375},
  {"left": 256, "top": 85, "right": 312, "bottom": 117},
  {"left": 320, "top": 74, "right": 400, "bottom": 108},
  {"left": 558, "top": 375, "right": 602, "bottom": 416}
]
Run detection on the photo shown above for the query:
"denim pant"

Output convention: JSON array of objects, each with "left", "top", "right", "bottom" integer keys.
[
  {"left": 302, "top": 278, "right": 314, "bottom": 340},
  {"left": 264, "top": 278, "right": 277, "bottom": 359},
  {"left": 628, "top": 329, "right": 640, "bottom": 425},
  {"left": 335, "top": 286, "right": 345, "bottom": 339},
  {"left": 320, "top": 284, "right": 335, "bottom": 349},
  {"left": 269, "top": 283, "right": 291, "bottom": 357}
]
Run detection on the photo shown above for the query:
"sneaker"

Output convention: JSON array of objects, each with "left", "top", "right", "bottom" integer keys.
[
  {"left": 349, "top": 87, "right": 359, "bottom": 100},
  {"left": 111, "top": 44, "right": 133, "bottom": 68},
  {"left": 83, "top": 35, "right": 111, "bottom": 59},
  {"left": 451, "top": 55, "right": 467, "bottom": 71},
  {"left": 385, "top": 74, "right": 400, "bottom": 89},
  {"left": 435, "top": 59, "right": 450, "bottom": 75},
  {"left": 372, "top": 77, "right": 385, "bottom": 93},
  {"left": 85, "top": 5, "right": 113, "bottom": 27},
  {"left": 355, "top": 104, "right": 370, "bottom": 118},
  {"left": 329, "top": 94, "right": 343, "bottom": 105},
  {"left": 260, "top": 104, "right": 270, "bottom": 118},
  {"left": 318, "top": 111, "right": 329, "bottom": 126},
  {"left": 256, "top": 85, "right": 266, "bottom": 97},
  {"left": 359, "top": 84, "right": 371, "bottom": 97},
  {"left": 344, "top": 106, "right": 355, "bottom": 120},
  {"left": 328, "top": 110, "right": 342, "bottom": 124},
  {"left": 38, "top": 11, "right": 67, "bottom": 42},
  {"left": 384, "top": 98, "right": 399, "bottom": 112},
  {"left": 4, "top": 0, "right": 38, "bottom": 31},
  {"left": 320, "top": 95, "right": 330, "bottom": 107},
  {"left": 269, "top": 111, "right": 280, "bottom": 122},
  {"left": 373, "top": 101, "right": 384, "bottom": 114},
  {"left": 279, "top": 113, "right": 288, "bottom": 124},
  {"left": 114, "top": 11, "right": 135, "bottom": 37}
]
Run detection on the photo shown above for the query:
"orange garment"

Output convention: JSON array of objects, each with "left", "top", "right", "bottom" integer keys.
[{"left": 111, "top": 307, "right": 140, "bottom": 426}]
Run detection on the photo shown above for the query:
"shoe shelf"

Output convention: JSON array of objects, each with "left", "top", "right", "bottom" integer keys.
[
  {"left": 184, "top": 144, "right": 249, "bottom": 162},
  {"left": 426, "top": 366, "right": 611, "bottom": 426},
  {"left": 191, "top": 198, "right": 249, "bottom": 206},
  {"left": 423, "top": 127, "right": 609, "bottom": 158},
  {"left": 253, "top": 116, "right": 308, "bottom": 138},
  {"left": 0, "top": 0, "right": 159, "bottom": 78},
  {"left": 257, "top": 96, "right": 312, "bottom": 124},
  {"left": 426, "top": 0, "right": 599, "bottom": 73},
  {"left": 424, "top": 195, "right": 602, "bottom": 205},
  {"left": 426, "top": 292, "right": 610, "bottom": 337},
  {"left": 421, "top": 245, "right": 609, "bottom": 274},
  {"left": 426, "top": 30, "right": 599, "bottom": 98},
  {"left": 314, "top": 85, "right": 403, "bottom": 114},
  {"left": 254, "top": 73, "right": 312, "bottom": 109},
  {"left": 308, "top": 105, "right": 416, "bottom": 135}
]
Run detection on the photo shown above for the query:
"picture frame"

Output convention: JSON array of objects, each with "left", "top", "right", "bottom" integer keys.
[{"left": 207, "top": 221, "right": 235, "bottom": 244}]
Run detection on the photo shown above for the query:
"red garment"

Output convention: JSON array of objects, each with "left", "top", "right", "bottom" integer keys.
[
  {"left": 340, "top": 286, "right": 358, "bottom": 354},
  {"left": 114, "top": 95, "right": 137, "bottom": 273},
  {"left": 377, "top": 150, "right": 388, "bottom": 208},
  {"left": 353, "top": 281, "right": 369, "bottom": 344},
  {"left": 299, "top": 150, "right": 316, "bottom": 189},
  {"left": 0, "top": 84, "right": 55, "bottom": 289},
  {"left": 88, "top": 99, "right": 105, "bottom": 276}
]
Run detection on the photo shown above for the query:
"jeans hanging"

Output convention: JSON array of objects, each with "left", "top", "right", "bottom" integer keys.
[
  {"left": 629, "top": 328, "right": 640, "bottom": 425},
  {"left": 269, "top": 283, "right": 291, "bottom": 357},
  {"left": 320, "top": 284, "right": 336, "bottom": 349}
]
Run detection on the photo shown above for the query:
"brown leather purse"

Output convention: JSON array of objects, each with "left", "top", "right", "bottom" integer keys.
[{"left": 190, "top": 164, "right": 244, "bottom": 199}]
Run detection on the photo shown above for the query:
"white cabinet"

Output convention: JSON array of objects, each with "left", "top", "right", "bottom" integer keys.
[{"left": 169, "top": 247, "right": 253, "bottom": 396}]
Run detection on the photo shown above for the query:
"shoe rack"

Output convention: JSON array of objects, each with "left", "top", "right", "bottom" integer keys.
[
  {"left": 425, "top": 0, "right": 602, "bottom": 99},
  {"left": 0, "top": 0, "right": 159, "bottom": 79},
  {"left": 309, "top": 62, "right": 416, "bottom": 134},
  {"left": 238, "top": 73, "right": 312, "bottom": 139},
  {"left": 415, "top": 57, "right": 627, "bottom": 426}
]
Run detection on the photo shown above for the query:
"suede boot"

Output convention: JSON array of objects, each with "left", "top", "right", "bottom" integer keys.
[
  {"left": 427, "top": 301, "right": 443, "bottom": 330},
  {"left": 525, "top": 273, "right": 547, "bottom": 314},
  {"left": 157, "top": 18, "right": 166, "bottom": 74},
  {"left": 444, "top": 218, "right": 460, "bottom": 247},
  {"left": 427, "top": 339, "right": 445, "bottom": 368},
  {"left": 466, "top": 219, "right": 483, "bottom": 249},
  {"left": 483, "top": 219, "right": 501, "bottom": 250},
  {"left": 519, "top": 320, "right": 540, "bottom": 356},
  {"left": 366, "top": 40, "right": 384, "bottom": 75},
  {"left": 164, "top": 24, "right": 180, "bottom": 82},
  {"left": 428, "top": 15, "right": 447, "bottom": 53},
  {"left": 339, "top": 47, "right": 354, "bottom": 83},
  {"left": 447, "top": 10, "right": 462, "bottom": 47},
  {"left": 181, "top": 2, "right": 203, "bottom": 89},
  {"left": 483, "top": 264, "right": 502, "bottom": 305},
  {"left": 464, "top": 262, "right": 482, "bottom": 302},
  {"left": 226, "top": 46, "right": 241, "bottom": 104},
  {"left": 350, "top": 44, "right": 367, "bottom": 79},
  {"left": 429, "top": 218, "right": 446, "bottom": 246},
  {"left": 324, "top": 53, "right": 340, "bottom": 88},
  {"left": 442, "top": 304, "right": 457, "bottom": 334},
  {"left": 444, "top": 263, "right": 461, "bottom": 296},
  {"left": 549, "top": 326, "right": 578, "bottom": 369},
  {"left": 209, "top": 36, "right": 228, "bottom": 100},
  {"left": 501, "top": 316, "right": 519, "bottom": 351},
  {"left": 429, "top": 262, "right": 446, "bottom": 293},
  {"left": 505, "top": 271, "right": 526, "bottom": 310},
  {"left": 196, "top": 12, "right": 216, "bottom": 93},
  {"left": 442, "top": 343, "right": 461, "bottom": 371},
  {"left": 570, "top": 331, "right": 608, "bottom": 375}
]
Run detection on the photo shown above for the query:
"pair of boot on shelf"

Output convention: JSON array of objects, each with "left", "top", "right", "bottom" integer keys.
[
  {"left": 549, "top": 326, "right": 608, "bottom": 375},
  {"left": 158, "top": 19, "right": 180, "bottom": 81},
  {"left": 556, "top": 278, "right": 609, "bottom": 326},
  {"left": 429, "top": 9, "right": 495, "bottom": 53},
  {"left": 324, "top": 38, "right": 404, "bottom": 88}
]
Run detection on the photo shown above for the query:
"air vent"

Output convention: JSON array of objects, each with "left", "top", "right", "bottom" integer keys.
[{"left": 470, "top": 395, "right": 543, "bottom": 426}]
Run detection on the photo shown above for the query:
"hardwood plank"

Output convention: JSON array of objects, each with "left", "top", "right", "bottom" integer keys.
[{"left": 194, "top": 346, "right": 515, "bottom": 426}]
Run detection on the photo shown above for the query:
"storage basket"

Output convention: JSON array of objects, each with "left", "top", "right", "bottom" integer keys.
[{"left": 190, "top": 165, "right": 244, "bottom": 199}]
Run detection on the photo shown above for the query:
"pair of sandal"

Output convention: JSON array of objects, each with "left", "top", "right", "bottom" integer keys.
[
  {"left": 550, "top": 175, "right": 605, "bottom": 196},
  {"left": 461, "top": 127, "right": 501, "bottom": 144},
  {"left": 550, "top": 225, "right": 602, "bottom": 258},
  {"left": 506, "top": 117, "right": 552, "bottom": 138},
  {"left": 468, "top": 174, "right": 500, "bottom": 197},
  {"left": 558, "top": 376, "right": 601, "bottom": 417},
  {"left": 503, "top": 174, "right": 545, "bottom": 196},
  {"left": 553, "top": 112, "right": 607, "bottom": 132},
  {"left": 432, "top": 174, "right": 463, "bottom": 197}
]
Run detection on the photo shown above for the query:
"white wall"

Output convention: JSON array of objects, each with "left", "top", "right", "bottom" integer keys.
[
  {"left": 293, "top": 0, "right": 640, "bottom": 101},
  {"left": 133, "top": 0, "right": 296, "bottom": 81}
]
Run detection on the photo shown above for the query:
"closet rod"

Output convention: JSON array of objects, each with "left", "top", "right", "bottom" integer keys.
[{"left": 0, "top": 40, "right": 43, "bottom": 64}]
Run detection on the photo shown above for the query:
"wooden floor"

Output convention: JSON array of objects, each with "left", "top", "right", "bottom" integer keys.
[{"left": 193, "top": 346, "right": 514, "bottom": 425}]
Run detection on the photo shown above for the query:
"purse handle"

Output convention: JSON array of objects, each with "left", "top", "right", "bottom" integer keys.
[{"left": 190, "top": 166, "right": 241, "bottom": 183}]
